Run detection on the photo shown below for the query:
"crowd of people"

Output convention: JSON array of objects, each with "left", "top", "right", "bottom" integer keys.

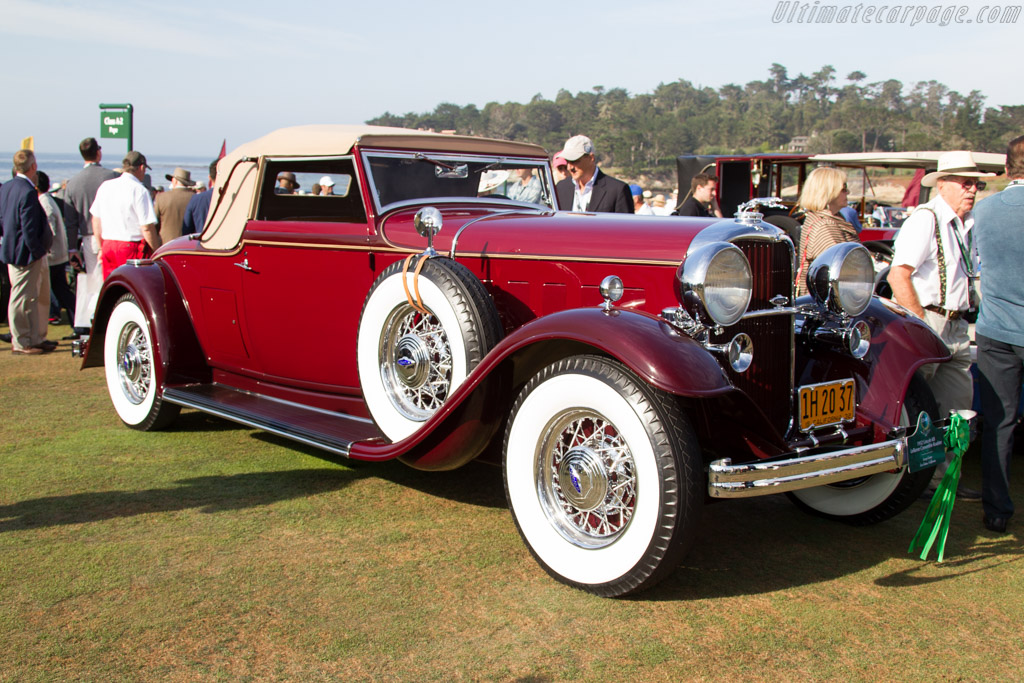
[
  {"left": 0, "top": 138, "right": 218, "bottom": 346},
  {"left": 789, "top": 143, "right": 1024, "bottom": 534},
  {"left": 2, "top": 132, "right": 1023, "bottom": 535}
]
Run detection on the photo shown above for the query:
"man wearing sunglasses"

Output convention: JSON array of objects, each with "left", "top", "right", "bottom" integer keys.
[{"left": 888, "top": 150, "right": 995, "bottom": 500}]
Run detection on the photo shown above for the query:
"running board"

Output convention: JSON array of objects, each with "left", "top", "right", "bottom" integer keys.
[{"left": 162, "top": 384, "right": 383, "bottom": 457}]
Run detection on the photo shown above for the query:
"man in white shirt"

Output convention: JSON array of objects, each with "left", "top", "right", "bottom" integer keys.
[
  {"left": 888, "top": 150, "right": 994, "bottom": 498},
  {"left": 90, "top": 151, "right": 161, "bottom": 279}
]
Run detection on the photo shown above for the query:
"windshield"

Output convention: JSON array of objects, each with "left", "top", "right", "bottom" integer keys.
[{"left": 363, "top": 151, "right": 555, "bottom": 211}]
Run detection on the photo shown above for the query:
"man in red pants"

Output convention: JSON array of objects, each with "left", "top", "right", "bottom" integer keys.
[{"left": 90, "top": 151, "right": 161, "bottom": 279}]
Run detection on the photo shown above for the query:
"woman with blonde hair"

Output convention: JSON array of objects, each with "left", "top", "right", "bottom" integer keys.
[{"left": 794, "top": 166, "right": 858, "bottom": 296}]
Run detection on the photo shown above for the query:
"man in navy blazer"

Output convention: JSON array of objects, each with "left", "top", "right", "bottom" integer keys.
[
  {"left": 554, "top": 135, "right": 633, "bottom": 214},
  {"left": 1, "top": 150, "right": 54, "bottom": 354}
]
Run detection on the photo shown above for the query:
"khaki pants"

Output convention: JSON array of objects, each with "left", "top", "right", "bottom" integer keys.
[
  {"left": 7, "top": 258, "right": 50, "bottom": 351},
  {"left": 919, "top": 309, "right": 973, "bottom": 482}
]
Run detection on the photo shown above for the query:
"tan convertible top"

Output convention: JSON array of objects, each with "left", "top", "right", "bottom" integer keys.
[
  {"left": 200, "top": 125, "right": 550, "bottom": 249},
  {"left": 223, "top": 124, "right": 549, "bottom": 160}
]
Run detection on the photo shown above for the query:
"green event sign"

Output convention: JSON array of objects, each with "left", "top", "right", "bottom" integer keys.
[
  {"left": 907, "top": 411, "right": 945, "bottom": 473},
  {"left": 100, "top": 110, "right": 131, "bottom": 139}
]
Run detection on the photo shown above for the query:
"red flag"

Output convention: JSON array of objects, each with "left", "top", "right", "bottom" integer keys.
[
  {"left": 902, "top": 168, "right": 925, "bottom": 207},
  {"left": 217, "top": 139, "right": 226, "bottom": 160}
]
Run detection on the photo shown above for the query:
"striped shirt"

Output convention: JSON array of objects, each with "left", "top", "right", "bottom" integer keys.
[{"left": 795, "top": 210, "right": 859, "bottom": 296}]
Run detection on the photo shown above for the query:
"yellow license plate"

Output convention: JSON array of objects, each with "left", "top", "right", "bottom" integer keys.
[{"left": 798, "top": 379, "right": 855, "bottom": 431}]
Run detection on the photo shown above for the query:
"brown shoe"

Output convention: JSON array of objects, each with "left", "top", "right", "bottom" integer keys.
[
  {"left": 12, "top": 346, "right": 43, "bottom": 355},
  {"left": 33, "top": 340, "right": 58, "bottom": 352}
]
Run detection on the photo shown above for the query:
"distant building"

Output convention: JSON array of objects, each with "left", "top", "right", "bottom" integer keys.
[{"left": 786, "top": 136, "right": 811, "bottom": 153}]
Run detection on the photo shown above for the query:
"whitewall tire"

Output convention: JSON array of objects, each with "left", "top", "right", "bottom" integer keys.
[
  {"left": 357, "top": 258, "right": 501, "bottom": 442},
  {"left": 103, "top": 294, "right": 179, "bottom": 431},
  {"left": 503, "top": 355, "right": 702, "bottom": 597}
]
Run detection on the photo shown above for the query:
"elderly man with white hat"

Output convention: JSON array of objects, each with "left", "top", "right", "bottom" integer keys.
[
  {"left": 554, "top": 135, "right": 633, "bottom": 214},
  {"left": 888, "top": 150, "right": 996, "bottom": 500}
]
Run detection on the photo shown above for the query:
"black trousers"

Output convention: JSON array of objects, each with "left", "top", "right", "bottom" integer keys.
[
  {"left": 49, "top": 263, "right": 76, "bottom": 326},
  {"left": 0, "top": 265, "right": 9, "bottom": 324},
  {"left": 977, "top": 333, "right": 1024, "bottom": 519}
]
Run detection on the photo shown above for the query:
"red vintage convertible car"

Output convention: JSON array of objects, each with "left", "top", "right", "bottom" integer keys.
[{"left": 80, "top": 125, "right": 957, "bottom": 596}]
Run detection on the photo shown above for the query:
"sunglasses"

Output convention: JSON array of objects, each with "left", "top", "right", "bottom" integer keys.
[{"left": 948, "top": 178, "right": 987, "bottom": 190}]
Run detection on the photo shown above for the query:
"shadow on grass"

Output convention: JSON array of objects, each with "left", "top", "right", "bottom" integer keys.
[
  {"left": 875, "top": 537, "right": 1024, "bottom": 586},
  {"left": 251, "top": 431, "right": 508, "bottom": 510},
  {"left": 639, "top": 488, "right": 1023, "bottom": 601},
  {"left": 0, "top": 468, "right": 364, "bottom": 533}
]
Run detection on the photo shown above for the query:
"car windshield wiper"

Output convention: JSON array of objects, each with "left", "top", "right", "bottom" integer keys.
[
  {"left": 414, "top": 153, "right": 468, "bottom": 179},
  {"left": 475, "top": 158, "right": 508, "bottom": 174}
]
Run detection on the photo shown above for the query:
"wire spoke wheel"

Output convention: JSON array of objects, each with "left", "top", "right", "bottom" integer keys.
[
  {"left": 103, "top": 294, "right": 179, "bottom": 431},
  {"left": 504, "top": 355, "right": 702, "bottom": 597},
  {"left": 357, "top": 257, "right": 502, "bottom": 442},
  {"left": 539, "top": 410, "right": 637, "bottom": 548},
  {"left": 380, "top": 304, "right": 453, "bottom": 421},
  {"left": 116, "top": 321, "right": 153, "bottom": 405}
]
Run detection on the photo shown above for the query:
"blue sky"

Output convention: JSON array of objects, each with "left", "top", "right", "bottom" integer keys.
[{"left": 2, "top": 0, "right": 1018, "bottom": 157}]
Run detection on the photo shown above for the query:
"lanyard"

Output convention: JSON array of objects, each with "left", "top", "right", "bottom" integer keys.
[{"left": 949, "top": 218, "right": 976, "bottom": 279}]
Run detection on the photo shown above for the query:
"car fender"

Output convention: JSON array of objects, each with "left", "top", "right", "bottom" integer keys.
[
  {"left": 81, "top": 261, "right": 210, "bottom": 386},
  {"left": 858, "top": 297, "right": 950, "bottom": 431},
  {"left": 356, "top": 307, "right": 734, "bottom": 470},
  {"left": 483, "top": 307, "right": 734, "bottom": 398}
]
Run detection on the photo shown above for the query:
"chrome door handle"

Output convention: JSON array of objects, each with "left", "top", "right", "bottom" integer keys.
[{"left": 234, "top": 258, "right": 253, "bottom": 272}]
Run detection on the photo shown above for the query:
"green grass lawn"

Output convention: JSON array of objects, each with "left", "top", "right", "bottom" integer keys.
[{"left": 2, "top": 323, "right": 1023, "bottom": 681}]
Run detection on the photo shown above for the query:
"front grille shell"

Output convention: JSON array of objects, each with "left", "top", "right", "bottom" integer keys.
[{"left": 695, "top": 223, "right": 795, "bottom": 435}]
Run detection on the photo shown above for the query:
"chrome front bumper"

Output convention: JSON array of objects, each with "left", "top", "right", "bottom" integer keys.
[{"left": 708, "top": 438, "right": 907, "bottom": 498}]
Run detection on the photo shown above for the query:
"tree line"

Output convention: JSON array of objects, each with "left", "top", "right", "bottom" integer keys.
[{"left": 368, "top": 63, "right": 1024, "bottom": 177}]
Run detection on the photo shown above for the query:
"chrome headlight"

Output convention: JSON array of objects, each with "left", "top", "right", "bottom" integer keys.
[
  {"left": 678, "top": 243, "right": 752, "bottom": 327},
  {"left": 807, "top": 243, "right": 874, "bottom": 317},
  {"left": 599, "top": 275, "right": 624, "bottom": 312}
]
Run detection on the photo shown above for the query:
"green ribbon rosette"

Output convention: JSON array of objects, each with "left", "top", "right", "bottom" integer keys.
[{"left": 909, "top": 413, "right": 971, "bottom": 562}]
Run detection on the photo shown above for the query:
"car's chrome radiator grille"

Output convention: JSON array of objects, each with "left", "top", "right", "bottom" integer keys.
[{"left": 719, "top": 239, "right": 794, "bottom": 434}]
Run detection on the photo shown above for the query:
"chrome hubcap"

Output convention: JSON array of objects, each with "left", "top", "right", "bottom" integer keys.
[
  {"left": 557, "top": 448, "right": 609, "bottom": 511},
  {"left": 117, "top": 322, "right": 151, "bottom": 405},
  {"left": 380, "top": 304, "right": 452, "bottom": 421},
  {"left": 538, "top": 411, "right": 637, "bottom": 548},
  {"left": 394, "top": 334, "right": 431, "bottom": 388}
]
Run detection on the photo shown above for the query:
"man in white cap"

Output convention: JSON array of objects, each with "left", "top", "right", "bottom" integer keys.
[
  {"left": 319, "top": 175, "right": 336, "bottom": 196},
  {"left": 554, "top": 135, "right": 633, "bottom": 213},
  {"left": 888, "top": 150, "right": 995, "bottom": 500}
]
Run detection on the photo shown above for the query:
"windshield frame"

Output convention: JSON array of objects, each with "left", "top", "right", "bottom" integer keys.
[{"left": 359, "top": 149, "right": 556, "bottom": 215}]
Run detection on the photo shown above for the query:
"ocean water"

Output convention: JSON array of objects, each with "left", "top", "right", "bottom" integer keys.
[{"left": 1, "top": 152, "right": 218, "bottom": 191}]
